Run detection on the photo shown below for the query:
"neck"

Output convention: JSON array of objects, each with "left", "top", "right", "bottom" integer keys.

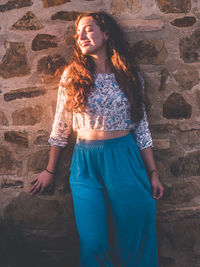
[
  {"left": 89, "top": 48, "right": 112, "bottom": 74},
  {"left": 93, "top": 58, "right": 112, "bottom": 74}
]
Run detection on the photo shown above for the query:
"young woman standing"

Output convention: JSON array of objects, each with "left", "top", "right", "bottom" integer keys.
[{"left": 30, "top": 12, "right": 164, "bottom": 267}]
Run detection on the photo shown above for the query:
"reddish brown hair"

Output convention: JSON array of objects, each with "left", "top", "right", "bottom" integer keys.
[{"left": 62, "top": 11, "right": 144, "bottom": 122}]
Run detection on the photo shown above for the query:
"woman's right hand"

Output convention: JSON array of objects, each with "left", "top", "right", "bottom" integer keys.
[{"left": 29, "top": 170, "right": 55, "bottom": 196}]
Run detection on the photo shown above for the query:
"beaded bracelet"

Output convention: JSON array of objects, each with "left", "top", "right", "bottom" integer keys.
[
  {"left": 149, "top": 169, "right": 157, "bottom": 176},
  {"left": 45, "top": 168, "right": 56, "bottom": 175}
]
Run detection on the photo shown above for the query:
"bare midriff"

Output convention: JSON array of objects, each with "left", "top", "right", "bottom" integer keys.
[{"left": 77, "top": 130, "right": 130, "bottom": 140}]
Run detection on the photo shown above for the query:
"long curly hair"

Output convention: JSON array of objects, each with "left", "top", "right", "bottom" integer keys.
[{"left": 62, "top": 11, "right": 144, "bottom": 122}]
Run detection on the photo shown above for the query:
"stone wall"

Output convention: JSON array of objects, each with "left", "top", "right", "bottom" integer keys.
[{"left": 0, "top": 0, "right": 200, "bottom": 266}]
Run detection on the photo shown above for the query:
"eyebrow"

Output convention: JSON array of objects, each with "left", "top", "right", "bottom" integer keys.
[{"left": 77, "top": 24, "right": 94, "bottom": 32}]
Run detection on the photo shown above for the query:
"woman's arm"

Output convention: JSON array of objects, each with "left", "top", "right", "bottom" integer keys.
[
  {"left": 29, "top": 146, "right": 63, "bottom": 196},
  {"left": 30, "top": 67, "right": 73, "bottom": 196},
  {"left": 140, "top": 147, "right": 164, "bottom": 200},
  {"left": 132, "top": 72, "right": 164, "bottom": 199},
  {"left": 48, "top": 68, "right": 73, "bottom": 147},
  {"left": 46, "top": 145, "right": 63, "bottom": 173}
]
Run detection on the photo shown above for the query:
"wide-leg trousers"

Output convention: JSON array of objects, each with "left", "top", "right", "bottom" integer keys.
[{"left": 69, "top": 132, "right": 158, "bottom": 267}]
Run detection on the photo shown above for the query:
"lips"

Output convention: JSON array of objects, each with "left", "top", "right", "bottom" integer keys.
[{"left": 81, "top": 41, "right": 90, "bottom": 47}]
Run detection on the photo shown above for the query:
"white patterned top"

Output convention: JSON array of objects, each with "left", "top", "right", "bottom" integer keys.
[{"left": 48, "top": 68, "right": 153, "bottom": 150}]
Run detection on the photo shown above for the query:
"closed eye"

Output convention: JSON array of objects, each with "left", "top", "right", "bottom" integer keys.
[
  {"left": 77, "top": 25, "right": 94, "bottom": 35},
  {"left": 86, "top": 27, "right": 93, "bottom": 32}
]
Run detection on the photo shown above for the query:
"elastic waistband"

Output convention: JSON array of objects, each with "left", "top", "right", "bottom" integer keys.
[{"left": 76, "top": 132, "right": 134, "bottom": 147}]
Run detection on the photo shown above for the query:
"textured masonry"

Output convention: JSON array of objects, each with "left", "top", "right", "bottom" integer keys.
[{"left": 0, "top": 0, "right": 200, "bottom": 266}]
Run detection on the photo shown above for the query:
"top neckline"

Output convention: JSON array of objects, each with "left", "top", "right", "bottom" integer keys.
[{"left": 94, "top": 73, "right": 115, "bottom": 77}]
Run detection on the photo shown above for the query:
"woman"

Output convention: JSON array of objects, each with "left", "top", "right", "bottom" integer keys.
[{"left": 30, "top": 11, "right": 164, "bottom": 267}]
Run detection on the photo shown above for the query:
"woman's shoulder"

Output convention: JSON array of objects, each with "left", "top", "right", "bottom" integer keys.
[
  {"left": 60, "top": 66, "right": 70, "bottom": 81},
  {"left": 60, "top": 65, "right": 73, "bottom": 84}
]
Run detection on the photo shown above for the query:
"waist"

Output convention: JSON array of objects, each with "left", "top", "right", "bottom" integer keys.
[
  {"left": 76, "top": 132, "right": 135, "bottom": 147},
  {"left": 77, "top": 130, "right": 130, "bottom": 140}
]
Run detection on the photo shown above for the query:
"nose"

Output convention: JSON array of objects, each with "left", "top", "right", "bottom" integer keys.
[{"left": 78, "top": 30, "right": 87, "bottom": 41}]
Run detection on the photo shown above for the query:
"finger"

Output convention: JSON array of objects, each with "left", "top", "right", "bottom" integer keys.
[
  {"left": 154, "top": 185, "right": 163, "bottom": 199},
  {"left": 29, "top": 183, "right": 37, "bottom": 193},
  {"left": 30, "top": 185, "right": 41, "bottom": 196},
  {"left": 152, "top": 187, "right": 158, "bottom": 199},
  {"left": 30, "top": 177, "right": 38, "bottom": 184},
  {"left": 29, "top": 186, "right": 34, "bottom": 193},
  {"left": 30, "top": 183, "right": 41, "bottom": 196},
  {"left": 29, "top": 180, "right": 39, "bottom": 193},
  {"left": 157, "top": 187, "right": 164, "bottom": 199}
]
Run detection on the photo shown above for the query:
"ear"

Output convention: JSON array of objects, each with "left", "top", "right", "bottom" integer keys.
[{"left": 104, "top": 32, "right": 109, "bottom": 41}]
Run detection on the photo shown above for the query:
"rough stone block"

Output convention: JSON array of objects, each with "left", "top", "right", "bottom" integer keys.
[
  {"left": 171, "top": 151, "right": 200, "bottom": 177},
  {"left": 37, "top": 55, "right": 66, "bottom": 75},
  {"left": 158, "top": 68, "right": 169, "bottom": 91},
  {"left": 51, "top": 11, "right": 80, "bottom": 21},
  {"left": 0, "top": 0, "right": 32, "bottom": 12},
  {"left": 4, "top": 131, "right": 28, "bottom": 147},
  {"left": 0, "top": 146, "right": 22, "bottom": 175},
  {"left": 163, "top": 93, "right": 192, "bottom": 119},
  {"left": 153, "top": 138, "right": 170, "bottom": 150},
  {"left": 110, "top": 0, "right": 142, "bottom": 15},
  {"left": 11, "top": 11, "right": 43, "bottom": 31},
  {"left": 12, "top": 106, "right": 43, "bottom": 126},
  {"left": 0, "top": 111, "right": 9, "bottom": 126},
  {"left": 64, "top": 26, "right": 75, "bottom": 46},
  {"left": 27, "top": 149, "right": 49, "bottom": 173},
  {"left": 0, "top": 42, "right": 30, "bottom": 78},
  {"left": 34, "top": 130, "right": 49, "bottom": 145},
  {"left": 171, "top": 16, "right": 196, "bottom": 27},
  {"left": 4, "top": 87, "right": 46, "bottom": 101},
  {"left": 178, "top": 122, "right": 200, "bottom": 131},
  {"left": 131, "top": 40, "right": 168, "bottom": 65},
  {"left": 150, "top": 123, "right": 177, "bottom": 134},
  {"left": 179, "top": 28, "right": 200, "bottom": 63},
  {"left": 162, "top": 181, "right": 200, "bottom": 204},
  {"left": 4, "top": 192, "right": 74, "bottom": 231},
  {"left": 32, "top": 34, "right": 57, "bottom": 51},
  {"left": 174, "top": 67, "right": 199, "bottom": 90},
  {"left": 177, "top": 130, "right": 200, "bottom": 149},
  {"left": 156, "top": 0, "right": 191, "bottom": 14},
  {"left": 1, "top": 178, "right": 23, "bottom": 189},
  {"left": 42, "top": 0, "right": 70, "bottom": 8}
]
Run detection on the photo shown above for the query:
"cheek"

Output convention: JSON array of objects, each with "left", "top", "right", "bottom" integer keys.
[
  {"left": 89, "top": 33, "right": 96, "bottom": 42},
  {"left": 76, "top": 38, "right": 81, "bottom": 48},
  {"left": 92, "top": 35, "right": 104, "bottom": 46}
]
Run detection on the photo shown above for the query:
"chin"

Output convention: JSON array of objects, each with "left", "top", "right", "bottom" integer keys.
[{"left": 81, "top": 50, "right": 94, "bottom": 56}]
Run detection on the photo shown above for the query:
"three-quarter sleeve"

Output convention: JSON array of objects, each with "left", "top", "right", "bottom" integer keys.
[
  {"left": 132, "top": 72, "right": 153, "bottom": 151},
  {"left": 48, "top": 69, "right": 73, "bottom": 148}
]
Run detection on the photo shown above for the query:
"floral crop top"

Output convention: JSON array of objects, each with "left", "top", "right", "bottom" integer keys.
[{"left": 48, "top": 68, "right": 153, "bottom": 150}]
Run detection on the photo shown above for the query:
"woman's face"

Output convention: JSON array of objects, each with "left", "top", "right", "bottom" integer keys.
[{"left": 76, "top": 16, "right": 108, "bottom": 56}]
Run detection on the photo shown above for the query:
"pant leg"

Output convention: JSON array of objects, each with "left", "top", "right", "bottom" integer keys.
[
  {"left": 69, "top": 146, "right": 113, "bottom": 267},
  {"left": 102, "top": 135, "right": 158, "bottom": 267}
]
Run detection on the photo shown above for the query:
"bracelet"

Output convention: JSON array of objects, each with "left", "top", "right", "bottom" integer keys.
[
  {"left": 45, "top": 168, "right": 56, "bottom": 175},
  {"left": 149, "top": 169, "right": 157, "bottom": 176}
]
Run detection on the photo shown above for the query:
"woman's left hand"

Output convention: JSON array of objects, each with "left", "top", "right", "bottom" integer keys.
[{"left": 150, "top": 172, "right": 164, "bottom": 200}]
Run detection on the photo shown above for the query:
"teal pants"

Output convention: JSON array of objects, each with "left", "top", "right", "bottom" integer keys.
[{"left": 69, "top": 133, "right": 158, "bottom": 267}]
